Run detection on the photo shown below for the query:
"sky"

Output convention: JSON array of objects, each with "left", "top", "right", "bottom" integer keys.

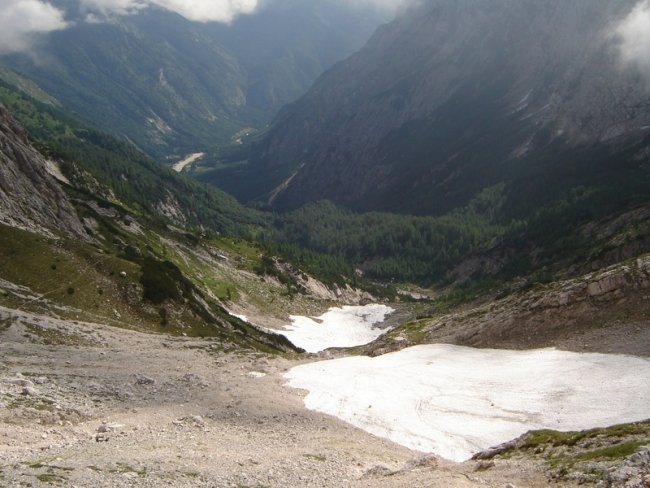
[{"left": 0, "top": 0, "right": 68, "bottom": 54}]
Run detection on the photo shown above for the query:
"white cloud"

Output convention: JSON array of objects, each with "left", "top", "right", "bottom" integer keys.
[
  {"left": 0, "top": 0, "right": 69, "bottom": 54},
  {"left": 157, "top": 0, "right": 257, "bottom": 22},
  {"left": 80, "top": 0, "right": 259, "bottom": 23},
  {"left": 614, "top": 0, "right": 650, "bottom": 78}
]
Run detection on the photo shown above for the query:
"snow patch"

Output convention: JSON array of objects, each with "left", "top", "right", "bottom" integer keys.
[
  {"left": 230, "top": 312, "right": 249, "bottom": 323},
  {"left": 280, "top": 304, "right": 394, "bottom": 353},
  {"left": 285, "top": 344, "right": 650, "bottom": 462}
]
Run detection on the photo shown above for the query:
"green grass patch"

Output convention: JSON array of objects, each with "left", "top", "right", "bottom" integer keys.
[
  {"left": 390, "top": 319, "right": 430, "bottom": 343},
  {"left": 0, "top": 223, "right": 140, "bottom": 321},
  {"left": 523, "top": 421, "right": 650, "bottom": 449},
  {"left": 8, "top": 397, "right": 54, "bottom": 412},
  {"left": 575, "top": 441, "right": 648, "bottom": 461},
  {"left": 490, "top": 421, "right": 650, "bottom": 483},
  {"left": 36, "top": 473, "right": 66, "bottom": 484},
  {"left": 212, "top": 237, "right": 263, "bottom": 271}
]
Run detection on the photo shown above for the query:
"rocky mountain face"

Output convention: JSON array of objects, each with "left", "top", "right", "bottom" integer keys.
[
  {"left": 0, "top": 104, "right": 86, "bottom": 238},
  {"left": 0, "top": 1, "right": 385, "bottom": 159},
  {"left": 368, "top": 254, "right": 650, "bottom": 358},
  {"left": 247, "top": 0, "right": 650, "bottom": 214}
]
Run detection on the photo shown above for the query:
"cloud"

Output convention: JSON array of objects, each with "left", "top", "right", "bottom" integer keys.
[
  {"left": 80, "top": 0, "right": 258, "bottom": 23},
  {"left": 614, "top": 0, "right": 650, "bottom": 78},
  {"left": 0, "top": 0, "right": 69, "bottom": 54}
]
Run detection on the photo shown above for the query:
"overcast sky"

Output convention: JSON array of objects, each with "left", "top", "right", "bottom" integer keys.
[{"left": 0, "top": 0, "right": 68, "bottom": 54}]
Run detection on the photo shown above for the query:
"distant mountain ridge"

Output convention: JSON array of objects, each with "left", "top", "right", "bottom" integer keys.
[
  {"left": 240, "top": 0, "right": 650, "bottom": 215},
  {"left": 0, "top": 1, "right": 385, "bottom": 159}
]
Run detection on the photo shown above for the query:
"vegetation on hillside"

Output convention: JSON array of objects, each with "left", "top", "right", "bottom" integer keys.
[
  {"left": 0, "top": 80, "right": 265, "bottom": 236},
  {"left": 3, "top": 79, "right": 649, "bottom": 296},
  {"left": 480, "top": 421, "right": 650, "bottom": 485},
  {"left": 264, "top": 142, "right": 650, "bottom": 288},
  {"left": 264, "top": 189, "right": 508, "bottom": 285}
]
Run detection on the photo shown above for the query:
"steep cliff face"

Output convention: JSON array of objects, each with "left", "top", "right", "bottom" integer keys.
[
  {"left": 0, "top": 104, "right": 86, "bottom": 238},
  {"left": 250, "top": 0, "right": 650, "bottom": 214}
]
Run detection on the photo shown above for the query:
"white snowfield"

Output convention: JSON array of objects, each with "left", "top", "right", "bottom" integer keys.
[
  {"left": 280, "top": 304, "right": 394, "bottom": 353},
  {"left": 285, "top": 344, "right": 650, "bottom": 462}
]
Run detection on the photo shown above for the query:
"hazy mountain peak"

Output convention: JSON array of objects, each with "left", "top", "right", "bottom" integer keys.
[{"left": 240, "top": 0, "right": 650, "bottom": 214}]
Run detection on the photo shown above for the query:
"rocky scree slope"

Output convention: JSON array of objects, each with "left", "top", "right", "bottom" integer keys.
[
  {"left": 368, "top": 254, "right": 650, "bottom": 357},
  {"left": 248, "top": 0, "right": 650, "bottom": 215},
  {"left": 0, "top": 103, "right": 304, "bottom": 353}
]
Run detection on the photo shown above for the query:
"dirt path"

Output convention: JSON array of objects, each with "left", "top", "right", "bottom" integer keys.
[
  {"left": 172, "top": 153, "right": 205, "bottom": 173},
  {"left": 0, "top": 307, "right": 566, "bottom": 487}
]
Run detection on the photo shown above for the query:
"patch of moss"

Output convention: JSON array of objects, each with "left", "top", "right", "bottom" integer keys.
[
  {"left": 492, "top": 421, "right": 650, "bottom": 484},
  {"left": 523, "top": 421, "right": 650, "bottom": 449},
  {"left": 523, "top": 429, "right": 585, "bottom": 448},
  {"left": 9, "top": 397, "right": 54, "bottom": 411},
  {"left": 390, "top": 318, "right": 429, "bottom": 343},
  {"left": 36, "top": 473, "right": 66, "bottom": 484},
  {"left": 575, "top": 441, "right": 648, "bottom": 461}
]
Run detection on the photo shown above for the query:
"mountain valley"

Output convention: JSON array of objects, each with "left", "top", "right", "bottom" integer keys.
[
  {"left": 0, "top": 0, "right": 386, "bottom": 160},
  {"left": 0, "top": 0, "right": 649, "bottom": 486},
  {"left": 239, "top": 0, "right": 650, "bottom": 216}
]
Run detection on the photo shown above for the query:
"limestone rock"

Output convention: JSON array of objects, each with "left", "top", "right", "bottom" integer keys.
[{"left": 0, "top": 104, "right": 87, "bottom": 238}]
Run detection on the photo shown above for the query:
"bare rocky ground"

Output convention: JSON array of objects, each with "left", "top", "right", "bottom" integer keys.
[
  {"left": 0, "top": 307, "right": 574, "bottom": 488},
  {"left": 368, "top": 256, "right": 650, "bottom": 359}
]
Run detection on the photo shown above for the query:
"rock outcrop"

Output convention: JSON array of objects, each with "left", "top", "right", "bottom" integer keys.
[
  {"left": 368, "top": 255, "right": 650, "bottom": 357},
  {"left": 0, "top": 104, "right": 86, "bottom": 238}
]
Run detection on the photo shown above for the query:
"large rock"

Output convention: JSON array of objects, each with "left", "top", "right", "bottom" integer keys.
[{"left": 0, "top": 104, "right": 86, "bottom": 238}]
